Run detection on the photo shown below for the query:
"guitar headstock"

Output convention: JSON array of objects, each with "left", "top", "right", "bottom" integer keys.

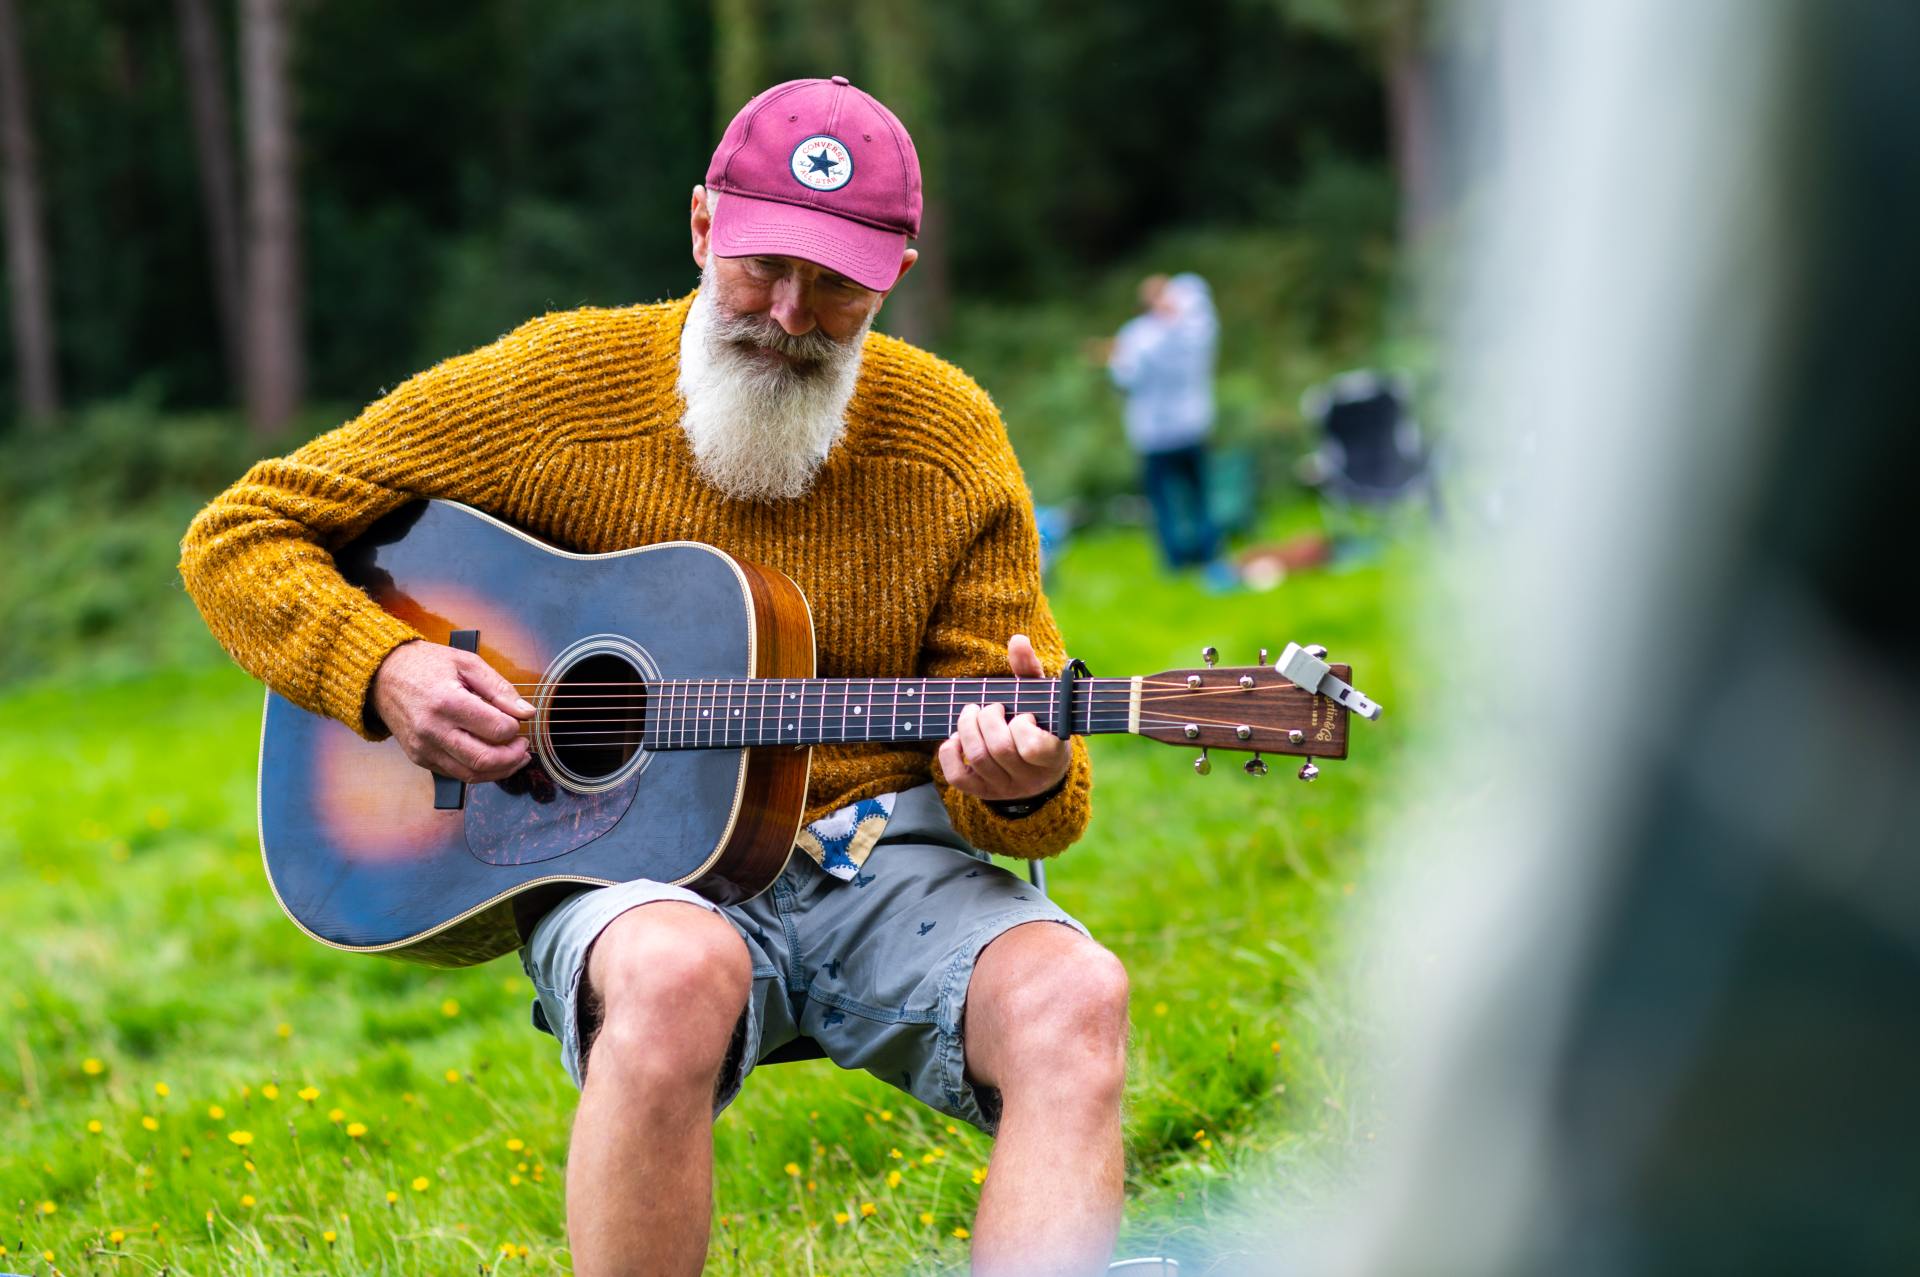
[{"left": 1134, "top": 644, "right": 1374, "bottom": 779}]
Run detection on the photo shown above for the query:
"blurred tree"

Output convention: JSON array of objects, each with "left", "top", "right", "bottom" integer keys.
[
  {"left": 174, "top": 0, "right": 243, "bottom": 395},
  {"left": 0, "top": 0, "right": 60, "bottom": 425},
  {"left": 856, "top": 0, "right": 946, "bottom": 345},
  {"left": 1271, "top": 0, "right": 1437, "bottom": 244},
  {"left": 240, "top": 0, "right": 300, "bottom": 435},
  {"left": 713, "top": 0, "right": 764, "bottom": 134}
]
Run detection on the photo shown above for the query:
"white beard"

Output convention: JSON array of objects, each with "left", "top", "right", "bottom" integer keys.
[{"left": 674, "top": 265, "right": 872, "bottom": 502}]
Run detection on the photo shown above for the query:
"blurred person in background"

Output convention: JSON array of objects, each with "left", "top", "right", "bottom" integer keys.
[
  {"left": 182, "top": 75, "right": 1128, "bottom": 1277},
  {"left": 1106, "top": 272, "right": 1236, "bottom": 588}
]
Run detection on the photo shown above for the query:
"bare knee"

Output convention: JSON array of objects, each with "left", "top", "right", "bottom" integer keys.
[
  {"left": 970, "top": 927, "right": 1130, "bottom": 1104},
  {"left": 585, "top": 902, "right": 750, "bottom": 1086}
]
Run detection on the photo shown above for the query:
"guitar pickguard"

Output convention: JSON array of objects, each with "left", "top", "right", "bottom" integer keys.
[{"left": 463, "top": 758, "right": 639, "bottom": 866}]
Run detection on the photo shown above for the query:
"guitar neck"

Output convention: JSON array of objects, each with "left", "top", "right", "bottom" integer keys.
[{"left": 625, "top": 676, "right": 1139, "bottom": 750}]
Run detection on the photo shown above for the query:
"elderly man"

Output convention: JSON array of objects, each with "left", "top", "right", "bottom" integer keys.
[{"left": 180, "top": 77, "right": 1128, "bottom": 1275}]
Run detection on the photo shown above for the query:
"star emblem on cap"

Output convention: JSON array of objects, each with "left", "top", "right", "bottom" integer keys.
[{"left": 805, "top": 149, "right": 840, "bottom": 177}]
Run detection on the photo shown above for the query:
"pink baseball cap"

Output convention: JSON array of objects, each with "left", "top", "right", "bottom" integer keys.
[{"left": 704, "top": 76, "right": 922, "bottom": 293}]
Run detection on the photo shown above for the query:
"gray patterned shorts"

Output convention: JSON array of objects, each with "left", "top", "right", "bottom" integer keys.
[{"left": 519, "top": 784, "right": 1087, "bottom": 1133}]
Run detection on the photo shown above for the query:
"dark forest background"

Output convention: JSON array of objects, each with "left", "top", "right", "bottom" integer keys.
[{"left": 0, "top": 0, "right": 1440, "bottom": 683}]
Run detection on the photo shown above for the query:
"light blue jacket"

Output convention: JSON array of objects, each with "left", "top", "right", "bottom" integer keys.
[{"left": 1108, "top": 273, "right": 1218, "bottom": 455}]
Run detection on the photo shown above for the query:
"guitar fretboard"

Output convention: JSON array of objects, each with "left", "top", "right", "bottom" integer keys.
[{"left": 622, "top": 677, "right": 1137, "bottom": 750}]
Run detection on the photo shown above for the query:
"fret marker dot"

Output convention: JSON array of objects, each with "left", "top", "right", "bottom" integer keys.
[
  {"left": 853, "top": 706, "right": 863, "bottom": 715},
  {"left": 905, "top": 722, "right": 914, "bottom": 731},
  {"left": 907, "top": 689, "right": 916, "bottom": 697},
  {"left": 702, "top": 710, "right": 709, "bottom": 717},
  {"left": 787, "top": 723, "right": 795, "bottom": 731}
]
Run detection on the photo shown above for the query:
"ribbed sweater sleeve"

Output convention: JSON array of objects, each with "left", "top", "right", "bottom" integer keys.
[
  {"left": 917, "top": 399, "right": 1093, "bottom": 858},
  {"left": 179, "top": 319, "right": 549, "bottom": 737}
]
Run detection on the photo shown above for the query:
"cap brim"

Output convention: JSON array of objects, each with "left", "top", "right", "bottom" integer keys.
[{"left": 710, "top": 193, "right": 908, "bottom": 293}]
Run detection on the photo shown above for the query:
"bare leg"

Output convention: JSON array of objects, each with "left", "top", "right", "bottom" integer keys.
[
  {"left": 964, "top": 921, "right": 1130, "bottom": 1276},
  {"left": 564, "top": 901, "right": 751, "bottom": 1277}
]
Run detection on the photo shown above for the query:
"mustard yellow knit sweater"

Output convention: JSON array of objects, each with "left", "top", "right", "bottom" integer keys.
[{"left": 179, "top": 293, "right": 1091, "bottom": 858}]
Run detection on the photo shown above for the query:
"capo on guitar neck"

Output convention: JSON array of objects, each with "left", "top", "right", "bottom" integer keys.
[{"left": 1055, "top": 657, "right": 1091, "bottom": 741}]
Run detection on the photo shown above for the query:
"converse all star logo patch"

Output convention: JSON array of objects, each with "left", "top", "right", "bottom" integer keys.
[{"left": 790, "top": 135, "right": 853, "bottom": 192}]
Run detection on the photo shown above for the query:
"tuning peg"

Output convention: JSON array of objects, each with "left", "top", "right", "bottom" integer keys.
[
  {"left": 1297, "top": 759, "right": 1320, "bottom": 782},
  {"left": 1243, "top": 753, "right": 1268, "bottom": 777},
  {"left": 1193, "top": 749, "right": 1211, "bottom": 775},
  {"left": 1304, "top": 644, "right": 1328, "bottom": 659},
  {"left": 1288, "top": 728, "right": 1305, "bottom": 745},
  {"left": 1258, "top": 647, "right": 1269, "bottom": 664},
  {"left": 1201, "top": 645, "right": 1218, "bottom": 667}
]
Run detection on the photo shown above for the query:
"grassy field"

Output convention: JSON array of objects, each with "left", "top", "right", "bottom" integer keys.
[{"left": 0, "top": 509, "right": 1416, "bottom": 1275}]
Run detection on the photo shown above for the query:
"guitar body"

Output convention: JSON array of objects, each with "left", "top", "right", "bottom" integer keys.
[{"left": 258, "top": 500, "right": 814, "bottom": 967}]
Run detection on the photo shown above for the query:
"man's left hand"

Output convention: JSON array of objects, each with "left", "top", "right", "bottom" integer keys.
[{"left": 937, "top": 634, "right": 1072, "bottom": 803}]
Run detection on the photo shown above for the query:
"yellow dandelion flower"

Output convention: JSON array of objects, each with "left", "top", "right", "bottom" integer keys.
[
  {"left": 833, "top": 1211, "right": 850, "bottom": 1226},
  {"left": 807, "top": 1179, "right": 816, "bottom": 1192},
  {"left": 784, "top": 1161, "right": 800, "bottom": 1177},
  {"left": 108, "top": 1230, "right": 124, "bottom": 1244},
  {"left": 244, "top": 1159, "right": 256, "bottom": 1172},
  {"left": 517, "top": 1161, "right": 529, "bottom": 1172},
  {"left": 141, "top": 1115, "right": 159, "bottom": 1131},
  {"left": 328, "top": 1108, "right": 346, "bottom": 1123},
  {"left": 880, "top": 1109, "right": 894, "bottom": 1121},
  {"left": 946, "top": 1124, "right": 959, "bottom": 1134},
  {"left": 208, "top": 1105, "right": 226, "bottom": 1120},
  {"left": 505, "top": 1137, "right": 525, "bottom": 1152},
  {"left": 860, "top": 1201, "right": 877, "bottom": 1218},
  {"left": 261, "top": 1084, "right": 279, "bottom": 1100},
  {"left": 953, "top": 1226, "right": 971, "bottom": 1240},
  {"left": 971, "top": 1166, "right": 988, "bottom": 1185},
  {"left": 297, "top": 1085, "right": 318, "bottom": 1101},
  {"left": 179, "top": 1145, "right": 192, "bottom": 1159},
  {"left": 37, "top": 1200, "right": 56, "bottom": 1215},
  {"left": 402, "top": 1092, "right": 416, "bottom": 1104},
  {"left": 921, "top": 1153, "right": 935, "bottom": 1165},
  {"left": 385, "top": 1190, "right": 400, "bottom": 1204},
  {"left": 1201, "top": 1138, "right": 1214, "bottom": 1150},
  {"left": 0, "top": 1245, "right": 7, "bottom": 1256},
  {"left": 1153, "top": 1001, "right": 1168, "bottom": 1016},
  {"left": 82, "top": 1058, "right": 104, "bottom": 1076},
  {"left": 43, "top": 1251, "right": 55, "bottom": 1263},
  {"left": 918, "top": 1211, "right": 934, "bottom": 1225},
  {"left": 154, "top": 1082, "right": 170, "bottom": 1097},
  {"left": 322, "top": 1230, "right": 337, "bottom": 1244},
  {"left": 347, "top": 1122, "right": 368, "bottom": 1138},
  {"left": 87, "top": 1119, "right": 103, "bottom": 1134},
  {"left": 240, "top": 1194, "right": 257, "bottom": 1208},
  {"left": 411, "top": 1176, "right": 430, "bottom": 1192},
  {"left": 1270, "top": 1040, "right": 1281, "bottom": 1053},
  {"left": 509, "top": 1174, "right": 522, "bottom": 1186},
  {"left": 228, "top": 1130, "right": 254, "bottom": 1147},
  {"left": 441, "top": 999, "right": 460, "bottom": 1017},
  {"left": 444, "top": 1068, "right": 462, "bottom": 1084},
  {"left": 517, "top": 1245, "right": 530, "bottom": 1258},
  {"left": 886, "top": 1170, "right": 903, "bottom": 1188},
  {"left": 888, "top": 1147, "right": 903, "bottom": 1160},
  {"left": 500, "top": 1242, "right": 517, "bottom": 1256}
]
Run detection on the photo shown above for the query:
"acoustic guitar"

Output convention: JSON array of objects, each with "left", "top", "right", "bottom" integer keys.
[{"left": 258, "top": 500, "right": 1379, "bottom": 966}]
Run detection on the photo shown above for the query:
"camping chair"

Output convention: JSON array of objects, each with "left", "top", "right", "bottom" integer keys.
[{"left": 1296, "top": 369, "right": 1440, "bottom": 526}]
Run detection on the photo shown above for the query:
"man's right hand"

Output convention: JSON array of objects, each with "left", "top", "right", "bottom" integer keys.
[{"left": 370, "top": 640, "right": 535, "bottom": 782}]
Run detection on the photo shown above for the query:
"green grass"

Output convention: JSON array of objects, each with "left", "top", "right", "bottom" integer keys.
[{"left": 0, "top": 507, "right": 1418, "bottom": 1275}]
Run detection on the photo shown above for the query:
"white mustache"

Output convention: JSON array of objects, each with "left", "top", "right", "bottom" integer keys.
[{"left": 708, "top": 307, "right": 843, "bottom": 366}]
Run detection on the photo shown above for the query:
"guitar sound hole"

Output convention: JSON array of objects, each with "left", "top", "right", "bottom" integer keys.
[{"left": 545, "top": 652, "right": 647, "bottom": 788}]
